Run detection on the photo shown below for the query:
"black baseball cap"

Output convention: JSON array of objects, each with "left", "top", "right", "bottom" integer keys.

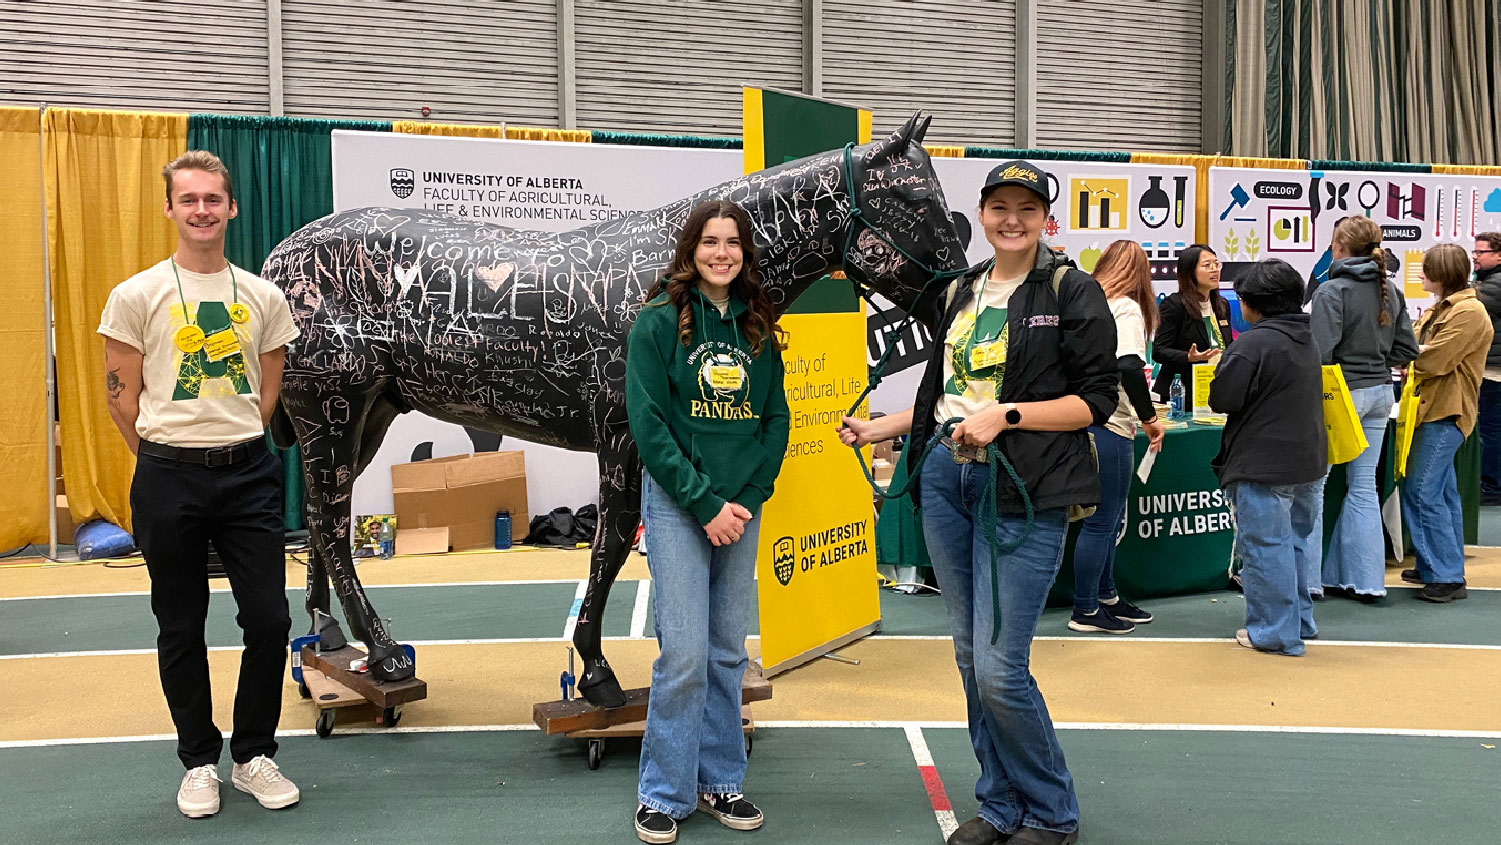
[{"left": 980, "top": 160, "right": 1053, "bottom": 206}]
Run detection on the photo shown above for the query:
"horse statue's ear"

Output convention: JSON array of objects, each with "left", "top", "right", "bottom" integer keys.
[{"left": 885, "top": 111, "right": 931, "bottom": 157}]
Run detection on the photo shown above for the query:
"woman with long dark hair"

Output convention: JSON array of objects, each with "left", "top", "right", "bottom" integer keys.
[
  {"left": 1066, "top": 240, "right": 1165, "bottom": 634},
  {"left": 1152, "top": 244, "right": 1232, "bottom": 408},
  {"left": 1310, "top": 216, "right": 1418, "bottom": 601},
  {"left": 1402, "top": 244, "right": 1493, "bottom": 603},
  {"left": 625, "top": 200, "right": 790, "bottom": 842},
  {"left": 840, "top": 161, "right": 1116, "bottom": 845}
]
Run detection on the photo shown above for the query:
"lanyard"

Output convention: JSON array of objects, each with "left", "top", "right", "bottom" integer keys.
[{"left": 170, "top": 259, "right": 245, "bottom": 354}]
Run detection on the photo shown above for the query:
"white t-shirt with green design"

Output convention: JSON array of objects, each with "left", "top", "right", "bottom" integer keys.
[{"left": 935, "top": 271, "right": 1027, "bottom": 425}]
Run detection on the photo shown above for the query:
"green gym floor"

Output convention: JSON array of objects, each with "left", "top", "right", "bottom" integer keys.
[{"left": 6, "top": 519, "right": 1501, "bottom": 843}]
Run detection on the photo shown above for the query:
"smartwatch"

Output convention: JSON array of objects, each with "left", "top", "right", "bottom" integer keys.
[{"left": 1003, "top": 402, "right": 1022, "bottom": 427}]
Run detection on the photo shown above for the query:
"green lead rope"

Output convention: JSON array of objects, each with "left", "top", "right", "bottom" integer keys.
[{"left": 849, "top": 415, "right": 1034, "bottom": 646}]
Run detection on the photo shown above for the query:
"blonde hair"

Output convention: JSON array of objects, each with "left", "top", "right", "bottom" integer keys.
[
  {"left": 1423, "top": 243, "right": 1471, "bottom": 298},
  {"left": 1332, "top": 216, "right": 1391, "bottom": 325},
  {"left": 162, "top": 150, "right": 234, "bottom": 206}
]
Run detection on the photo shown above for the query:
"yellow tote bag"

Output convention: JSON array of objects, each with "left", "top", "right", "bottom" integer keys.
[
  {"left": 1322, "top": 365, "right": 1368, "bottom": 465},
  {"left": 1395, "top": 376, "right": 1422, "bottom": 480}
]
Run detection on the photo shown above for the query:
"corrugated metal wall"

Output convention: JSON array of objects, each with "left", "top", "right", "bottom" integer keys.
[
  {"left": 823, "top": 0, "right": 1016, "bottom": 147},
  {"left": 1036, "top": 0, "right": 1203, "bottom": 152}
]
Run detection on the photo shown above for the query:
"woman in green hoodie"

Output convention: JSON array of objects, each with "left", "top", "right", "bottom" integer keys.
[{"left": 625, "top": 200, "right": 790, "bottom": 844}]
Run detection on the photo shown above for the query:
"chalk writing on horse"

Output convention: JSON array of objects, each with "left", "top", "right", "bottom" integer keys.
[{"left": 263, "top": 114, "right": 963, "bottom": 707}]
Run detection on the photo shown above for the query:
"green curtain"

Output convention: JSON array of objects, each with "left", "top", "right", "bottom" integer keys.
[
  {"left": 591, "top": 130, "right": 740, "bottom": 149},
  {"left": 963, "top": 147, "right": 1130, "bottom": 163},
  {"left": 185, "top": 114, "right": 392, "bottom": 530}
]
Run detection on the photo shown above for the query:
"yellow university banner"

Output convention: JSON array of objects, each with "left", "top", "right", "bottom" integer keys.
[
  {"left": 745, "top": 86, "right": 880, "bottom": 674},
  {"left": 755, "top": 311, "right": 881, "bottom": 672}
]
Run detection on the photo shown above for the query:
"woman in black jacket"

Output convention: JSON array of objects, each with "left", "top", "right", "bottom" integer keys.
[
  {"left": 1152, "top": 244, "right": 1232, "bottom": 408},
  {"left": 839, "top": 161, "right": 1116, "bottom": 845}
]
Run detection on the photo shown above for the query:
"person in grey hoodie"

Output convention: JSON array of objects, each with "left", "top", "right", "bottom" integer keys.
[
  {"left": 1469, "top": 232, "right": 1501, "bottom": 504},
  {"left": 1210, "top": 259, "right": 1327, "bottom": 656},
  {"left": 1309, "top": 217, "right": 1419, "bottom": 600}
]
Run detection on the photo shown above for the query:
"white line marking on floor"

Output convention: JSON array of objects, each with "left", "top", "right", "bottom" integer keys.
[
  {"left": 0, "top": 579, "right": 620, "bottom": 602},
  {"left": 904, "top": 725, "right": 959, "bottom": 840},
  {"left": 561, "top": 579, "right": 588, "bottom": 641},
  {"left": 630, "top": 579, "right": 651, "bottom": 640},
  {"left": 7, "top": 720, "right": 1494, "bottom": 752}
]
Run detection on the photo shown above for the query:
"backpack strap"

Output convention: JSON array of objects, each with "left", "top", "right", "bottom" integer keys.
[{"left": 1051, "top": 264, "right": 1068, "bottom": 298}]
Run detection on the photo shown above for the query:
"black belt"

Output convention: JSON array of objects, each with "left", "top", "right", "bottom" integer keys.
[
  {"left": 138, "top": 438, "right": 263, "bottom": 468},
  {"left": 940, "top": 436, "right": 988, "bottom": 464}
]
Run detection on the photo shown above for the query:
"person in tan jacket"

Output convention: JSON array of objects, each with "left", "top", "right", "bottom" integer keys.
[{"left": 1401, "top": 244, "right": 1494, "bottom": 601}]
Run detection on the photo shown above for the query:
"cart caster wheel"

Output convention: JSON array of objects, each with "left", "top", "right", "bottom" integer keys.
[
  {"left": 298, "top": 682, "right": 311, "bottom": 700},
  {"left": 378, "top": 705, "right": 403, "bottom": 728},
  {"left": 587, "top": 739, "right": 604, "bottom": 770},
  {"left": 745, "top": 735, "right": 753, "bottom": 756},
  {"left": 315, "top": 709, "right": 335, "bottom": 739}
]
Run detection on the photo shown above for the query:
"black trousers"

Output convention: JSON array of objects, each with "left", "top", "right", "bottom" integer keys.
[{"left": 131, "top": 441, "right": 290, "bottom": 768}]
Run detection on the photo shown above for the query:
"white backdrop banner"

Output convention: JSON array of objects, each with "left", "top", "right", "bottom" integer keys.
[
  {"left": 1208, "top": 166, "right": 1501, "bottom": 316},
  {"left": 862, "top": 158, "right": 1200, "bottom": 414},
  {"left": 330, "top": 131, "right": 743, "bottom": 518}
]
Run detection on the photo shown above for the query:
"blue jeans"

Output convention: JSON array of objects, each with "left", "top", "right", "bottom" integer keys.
[
  {"left": 1071, "top": 427, "right": 1131, "bottom": 613},
  {"left": 1401, "top": 421, "right": 1467, "bottom": 584},
  {"left": 638, "top": 472, "right": 759, "bottom": 818},
  {"left": 1479, "top": 380, "right": 1501, "bottom": 495},
  {"left": 1228, "top": 480, "right": 1320, "bottom": 656},
  {"left": 1315, "top": 384, "right": 1394, "bottom": 596},
  {"left": 920, "top": 444, "right": 1079, "bottom": 835}
]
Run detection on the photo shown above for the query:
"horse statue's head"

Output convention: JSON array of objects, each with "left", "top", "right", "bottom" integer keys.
[{"left": 840, "top": 114, "right": 967, "bottom": 316}]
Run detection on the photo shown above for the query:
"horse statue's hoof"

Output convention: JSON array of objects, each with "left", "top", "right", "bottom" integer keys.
[
  {"left": 577, "top": 659, "right": 627, "bottom": 709},
  {"left": 311, "top": 614, "right": 349, "bottom": 651},
  {"left": 369, "top": 642, "right": 416, "bottom": 682}
]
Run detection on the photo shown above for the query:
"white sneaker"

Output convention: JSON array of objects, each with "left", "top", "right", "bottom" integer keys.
[
  {"left": 231, "top": 755, "right": 300, "bottom": 809},
  {"left": 177, "top": 764, "right": 220, "bottom": 818}
]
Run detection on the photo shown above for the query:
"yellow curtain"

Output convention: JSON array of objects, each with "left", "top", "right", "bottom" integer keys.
[
  {"left": 1133, "top": 152, "right": 1307, "bottom": 246},
  {"left": 0, "top": 107, "right": 51, "bottom": 550},
  {"left": 46, "top": 108, "right": 187, "bottom": 533},
  {"left": 507, "top": 126, "right": 592, "bottom": 143},
  {"left": 925, "top": 144, "right": 965, "bottom": 158},
  {"left": 1432, "top": 164, "right": 1501, "bottom": 177},
  {"left": 392, "top": 120, "right": 506, "bottom": 138}
]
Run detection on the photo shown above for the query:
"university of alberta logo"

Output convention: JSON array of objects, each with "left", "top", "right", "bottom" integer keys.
[
  {"left": 773, "top": 536, "right": 795, "bottom": 586},
  {"left": 390, "top": 168, "right": 415, "bottom": 199}
]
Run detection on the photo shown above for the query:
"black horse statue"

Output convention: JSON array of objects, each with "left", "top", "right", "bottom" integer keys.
[{"left": 262, "top": 113, "right": 964, "bottom": 707}]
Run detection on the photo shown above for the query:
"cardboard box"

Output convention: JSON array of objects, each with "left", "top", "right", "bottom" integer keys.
[
  {"left": 56, "top": 494, "right": 76, "bottom": 546},
  {"left": 391, "top": 451, "right": 528, "bottom": 555},
  {"left": 872, "top": 438, "right": 896, "bottom": 464}
]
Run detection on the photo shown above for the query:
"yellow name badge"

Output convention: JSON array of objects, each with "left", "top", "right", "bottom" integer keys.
[
  {"left": 969, "top": 339, "right": 1006, "bottom": 371},
  {"left": 203, "top": 328, "right": 242, "bottom": 362},
  {"left": 709, "top": 365, "right": 743, "bottom": 391}
]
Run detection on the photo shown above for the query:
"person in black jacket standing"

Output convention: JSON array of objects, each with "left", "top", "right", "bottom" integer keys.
[
  {"left": 1209, "top": 259, "right": 1326, "bottom": 657},
  {"left": 1153, "top": 245, "right": 1232, "bottom": 407},
  {"left": 1469, "top": 232, "right": 1501, "bottom": 504},
  {"left": 840, "top": 161, "right": 1117, "bottom": 845}
]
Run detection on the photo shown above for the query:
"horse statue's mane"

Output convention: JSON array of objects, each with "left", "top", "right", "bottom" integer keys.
[{"left": 262, "top": 112, "right": 964, "bottom": 707}]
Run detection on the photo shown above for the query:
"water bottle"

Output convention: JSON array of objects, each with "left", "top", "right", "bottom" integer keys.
[
  {"left": 494, "top": 511, "right": 512, "bottom": 550},
  {"left": 378, "top": 520, "right": 395, "bottom": 559},
  {"left": 1169, "top": 375, "right": 1185, "bottom": 420}
]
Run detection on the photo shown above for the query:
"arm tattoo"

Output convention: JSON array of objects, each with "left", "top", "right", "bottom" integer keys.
[{"left": 105, "top": 369, "right": 125, "bottom": 401}]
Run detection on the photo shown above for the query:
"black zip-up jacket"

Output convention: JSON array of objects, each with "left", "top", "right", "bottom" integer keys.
[
  {"left": 1472, "top": 265, "right": 1501, "bottom": 369},
  {"left": 909, "top": 247, "right": 1119, "bottom": 513},
  {"left": 1152, "top": 291, "right": 1233, "bottom": 407},
  {"left": 1207, "top": 313, "right": 1327, "bottom": 488}
]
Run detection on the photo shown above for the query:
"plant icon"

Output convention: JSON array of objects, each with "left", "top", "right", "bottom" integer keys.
[
  {"left": 1224, "top": 227, "right": 1239, "bottom": 260},
  {"left": 1246, "top": 227, "right": 1261, "bottom": 260}
]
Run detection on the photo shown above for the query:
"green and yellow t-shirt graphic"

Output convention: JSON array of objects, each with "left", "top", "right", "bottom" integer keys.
[
  {"left": 944, "top": 307, "right": 1007, "bottom": 402},
  {"left": 172, "top": 301, "right": 250, "bottom": 400}
]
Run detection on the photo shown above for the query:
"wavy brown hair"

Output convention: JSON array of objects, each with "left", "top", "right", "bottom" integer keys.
[
  {"left": 1332, "top": 215, "right": 1392, "bottom": 325},
  {"left": 1092, "top": 239, "right": 1158, "bottom": 335},
  {"left": 1423, "top": 243, "right": 1472, "bottom": 298},
  {"left": 646, "top": 200, "right": 787, "bottom": 355}
]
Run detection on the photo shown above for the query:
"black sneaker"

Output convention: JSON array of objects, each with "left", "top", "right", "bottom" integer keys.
[
  {"left": 1418, "top": 583, "right": 1468, "bottom": 603},
  {"left": 1010, "top": 827, "right": 1080, "bottom": 844},
  {"left": 635, "top": 805, "right": 677, "bottom": 844},
  {"left": 1401, "top": 569, "right": 1425, "bottom": 585},
  {"left": 697, "top": 792, "right": 763, "bottom": 831},
  {"left": 1067, "top": 607, "right": 1135, "bottom": 634},
  {"left": 947, "top": 816, "right": 1007, "bottom": 845},
  {"left": 1102, "top": 596, "right": 1153, "bottom": 623}
]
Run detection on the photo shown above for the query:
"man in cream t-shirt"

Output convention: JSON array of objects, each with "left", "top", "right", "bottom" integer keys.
[{"left": 97, "top": 151, "right": 301, "bottom": 819}]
